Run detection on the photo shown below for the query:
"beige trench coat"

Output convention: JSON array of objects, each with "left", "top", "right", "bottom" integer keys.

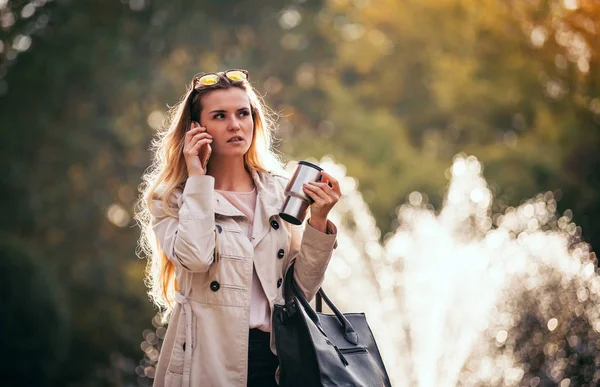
[{"left": 150, "top": 169, "right": 337, "bottom": 387}]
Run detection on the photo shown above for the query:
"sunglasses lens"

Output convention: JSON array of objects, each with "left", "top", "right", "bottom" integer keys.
[
  {"left": 197, "top": 74, "right": 219, "bottom": 86},
  {"left": 226, "top": 70, "right": 247, "bottom": 82}
]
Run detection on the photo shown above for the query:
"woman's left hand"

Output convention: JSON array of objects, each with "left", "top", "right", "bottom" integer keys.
[{"left": 303, "top": 171, "right": 342, "bottom": 231}]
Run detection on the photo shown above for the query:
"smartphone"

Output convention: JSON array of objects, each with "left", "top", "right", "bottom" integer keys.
[{"left": 193, "top": 120, "right": 211, "bottom": 169}]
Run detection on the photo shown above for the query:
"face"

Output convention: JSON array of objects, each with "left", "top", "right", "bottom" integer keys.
[{"left": 199, "top": 87, "right": 254, "bottom": 158}]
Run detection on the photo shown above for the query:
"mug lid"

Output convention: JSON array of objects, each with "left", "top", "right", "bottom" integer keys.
[{"left": 298, "top": 160, "right": 322, "bottom": 171}]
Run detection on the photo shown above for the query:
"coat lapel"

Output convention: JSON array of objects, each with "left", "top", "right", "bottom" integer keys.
[{"left": 250, "top": 169, "right": 285, "bottom": 248}]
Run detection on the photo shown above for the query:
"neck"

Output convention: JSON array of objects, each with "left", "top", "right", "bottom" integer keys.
[{"left": 206, "top": 155, "right": 255, "bottom": 192}]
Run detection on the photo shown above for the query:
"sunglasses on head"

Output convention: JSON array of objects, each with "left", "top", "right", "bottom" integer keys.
[{"left": 192, "top": 69, "right": 249, "bottom": 89}]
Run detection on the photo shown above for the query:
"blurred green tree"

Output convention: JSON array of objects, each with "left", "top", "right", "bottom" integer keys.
[{"left": 0, "top": 235, "right": 68, "bottom": 386}]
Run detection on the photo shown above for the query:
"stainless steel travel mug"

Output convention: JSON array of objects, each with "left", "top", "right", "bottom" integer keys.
[{"left": 279, "top": 161, "right": 323, "bottom": 225}]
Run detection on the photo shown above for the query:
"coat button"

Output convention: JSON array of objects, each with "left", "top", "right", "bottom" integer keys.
[
  {"left": 270, "top": 220, "right": 280, "bottom": 230},
  {"left": 277, "top": 249, "right": 285, "bottom": 259},
  {"left": 216, "top": 225, "right": 222, "bottom": 233},
  {"left": 210, "top": 281, "right": 220, "bottom": 292},
  {"left": 277, "top": 278, "right": 283, "bottom": 288}
]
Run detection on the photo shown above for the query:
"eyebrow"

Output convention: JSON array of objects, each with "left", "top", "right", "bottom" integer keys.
[{"left": 208, "top": 107, "right": 250, "bottom": 114}]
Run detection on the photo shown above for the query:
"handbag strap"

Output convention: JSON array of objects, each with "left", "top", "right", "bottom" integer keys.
[
  {"left": 316, "top": 292, "right": 322, "bottom": 313},
  {"left": 316, "top": 288, "right": 359, "bottom": 345},
  {"left": 284, "top": 261, "right": 359, "bottom": 345},
  {"left": 283, "top": 262, "right": 320, "bottom": 324}
]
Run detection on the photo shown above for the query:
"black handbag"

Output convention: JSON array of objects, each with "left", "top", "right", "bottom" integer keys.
[{"left": 272, "top": 262, "right": 392, "bottom": 387}]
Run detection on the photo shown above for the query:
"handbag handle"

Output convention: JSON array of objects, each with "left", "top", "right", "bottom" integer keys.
[
  {"left": 316, "top": 291, "right": 322, "bottom": 312},
  {"left": 315, "top": 288, "right": 359, "bottom": 345},
  {"left": 284, "top": 262, "right": 359, "bottom": 345}
]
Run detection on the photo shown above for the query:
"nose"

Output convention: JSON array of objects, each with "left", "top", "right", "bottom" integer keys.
[{"left": 228, "top": 116, "right": 242, "bottom": 132}]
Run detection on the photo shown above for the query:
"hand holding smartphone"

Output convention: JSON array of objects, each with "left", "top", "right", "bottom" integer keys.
[
  {"left": 195, "top": 122, "right": 212, "bottom": 170},
  {"left": 183, "top": 121, "right": 212, "bottom": 176}
]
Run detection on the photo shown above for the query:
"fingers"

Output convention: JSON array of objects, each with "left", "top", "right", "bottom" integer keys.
[
  {"left": 190, "top": 139, "right": 212, "bottom": 153},
  {"left": 184, "top": 138, "right": 212, "bottom": 157},
  {"left": 303, "top": 182, "right": 336, "bottom": 203},
  {"left": 187, "top": 122, "right": 205, "bottom": 132},
  {"left": 303, "top": 187, "right": 325, "bottom": 204},
  {"left": 186, "top": 132, "right": 212, "bottom": 150},
  {"left": 183, "top": 122, "right": 211, "bottom": 160},
  {"left": 312, "top": 181, "right": 340, "bottom": 198},
  {"left": 320, "top": 171, "right": 341, "bottom": 195},
  {"left": 185, "top": 123, "right": 208, "bottom": 141},
  {"left": 190, "top": 132, "right": 212, "bottom": 144}
]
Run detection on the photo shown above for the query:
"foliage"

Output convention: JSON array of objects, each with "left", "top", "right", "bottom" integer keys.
[{"left": 0, "top": 235, "right": 68, "bottom": 386}]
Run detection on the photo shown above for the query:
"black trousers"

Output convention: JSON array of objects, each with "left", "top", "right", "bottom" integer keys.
[{"left": 247, "top": 329, "right": 279, "bottom": 387}]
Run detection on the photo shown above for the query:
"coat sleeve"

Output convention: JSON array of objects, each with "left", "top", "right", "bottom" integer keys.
[
  {"left": 150, "top": 176, "right": 217, "bottom": 273},
  {"left": 289, "top": 219, "right": 338, "bottom": 302}
]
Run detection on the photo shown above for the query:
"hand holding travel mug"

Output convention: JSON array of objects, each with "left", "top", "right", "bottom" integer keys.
[{"left": 279, "top": 161, "right": 323, "bottom": 225}]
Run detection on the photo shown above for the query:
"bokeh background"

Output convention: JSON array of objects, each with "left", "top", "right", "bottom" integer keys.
[{"left": 0, "top": 0, "right": 599, "bottom": 386}]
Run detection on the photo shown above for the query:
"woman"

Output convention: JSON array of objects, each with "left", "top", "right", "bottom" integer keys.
[{"left": 136, "top": 69, "right": 341, "bottom": 387}]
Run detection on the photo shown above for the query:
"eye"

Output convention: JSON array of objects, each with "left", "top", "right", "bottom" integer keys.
[
  {"left": 239, "top": 109, "right": 250, "bottom": 117},
  {"left": 213, "top": 113, "right": 225, "bottom": 119}
]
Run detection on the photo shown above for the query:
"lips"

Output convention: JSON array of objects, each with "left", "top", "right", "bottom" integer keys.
[{"left": 227, "top": 136, "right": 244, "bottom": 142}]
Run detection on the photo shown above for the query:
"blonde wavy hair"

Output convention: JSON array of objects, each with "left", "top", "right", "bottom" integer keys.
[{"left": 135, "top": 71, "right": 283, "bottom": 319}]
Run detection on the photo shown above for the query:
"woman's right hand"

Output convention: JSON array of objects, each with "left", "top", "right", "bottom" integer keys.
[{"left": 184, "top": 121, "right": 213, "bottom": 176}]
